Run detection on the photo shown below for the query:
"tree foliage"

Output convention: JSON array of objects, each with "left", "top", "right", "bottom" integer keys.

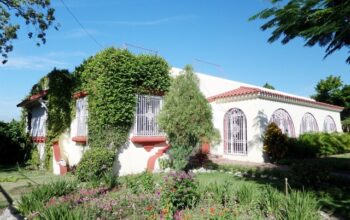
[
  {"left": 0, "top": 0, "right": 56, "bottom": 64},
  {"left": 158, "top": 65, "right": 219, "bottom": 170},
  {"left": 263, "top": 82, "right": 275, "bottom": 90},
  {"left": 251, "top": 0, "right": 350, "bottom": 63},
  {"left": 311, "top": 75, "right": 350, "bottom": 131},
  {"left": 0, "top": 120, "right": 31, "bottom": 165}
]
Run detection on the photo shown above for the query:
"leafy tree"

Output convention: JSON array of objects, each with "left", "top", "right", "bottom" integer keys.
[
  {"left": 0, "top": 120, "right": 31, "bottom": 165},
  {"left": 263, "top": 82, "right": 275, "bottom": 90},
  {"left": 158, "top": 65, "right": 219, "bottom": 170},
  {"left": 312, "top": 75, "right": 350, "bottom": 131},
  {"left": 312, "top": 75, "right": 343, "bottom": 105},
  {"left": 251, "top": 0, "right": 350, "bottom": 63},
  {"left": 0, "top": 0, "right": 56, "bottom": 64}
]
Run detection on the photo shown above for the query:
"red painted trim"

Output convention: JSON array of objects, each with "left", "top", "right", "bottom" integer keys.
[
  {"left": 73, "top": 91, "right": 88, "bottom": 99},
  {"left": 131, "top": 136, "right": 167, "bottom": 152},
  {"left": 29, "top": 90, "right": 48, "bottom": 101},
  {"left": 52, "top": 141, "right": 67, "bottom": 176},
  {"left": 32, "top": 136, "right": 46, "bottom": 143},
  {"left": 201, "top": 142, "right": 210, "bottom": 154},
  {"left": 207, "top": 86, "right": 343, "bottom": 111},
  {"left": 147, "top": 145, "right": 169, "bottom": 171},
  {"left": 72, "top": 136, "right": 87, "bottom": 144}
]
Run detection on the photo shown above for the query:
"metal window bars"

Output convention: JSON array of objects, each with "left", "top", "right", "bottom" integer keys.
[
  {"left": 323, "top": 115, "right": 336, "bottom": 133},
  {"left": 76, "top": 97, "right": 88, "bottom": 137},
  {"left": 270, "top": 109, "right": 295, "bottom": 137},
  {"left": 134, "top": 95, "right": 164, "bottom": 136},
  {"left": 300, "top": 113, "right": 319, "bottom": 134},
  {"left": 225, "top": 108, "right": 247, "bottom": 155},
  {"left": 30, "top": 107, "right": 47, "bottom": 137}
]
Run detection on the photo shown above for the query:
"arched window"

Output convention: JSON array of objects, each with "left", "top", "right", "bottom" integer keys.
[
  {"left": 323, "top": 115, "right": 337, "bottom": 133},
  {"left": 224, "top": 108, "right": 247, "bottom": 155},
  {"left": 300, "top": 113, "right": 319, "bottom": 134},
  {"left": 270, "top": 109, "right": 295, "bottom": 137}
]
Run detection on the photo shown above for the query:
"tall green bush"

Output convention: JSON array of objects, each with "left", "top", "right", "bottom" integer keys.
[
  {"left": 263, "top": 123, "right": 289, "bottom": 161},
  {"left": 75, "top": 147, "right": 115, "bottom": 182},
  {"left": 158, "top": 65, "right": 219, "bottom": 170},
  {"left": 287, "top": 132, "right": 350, "bottom": 158}
]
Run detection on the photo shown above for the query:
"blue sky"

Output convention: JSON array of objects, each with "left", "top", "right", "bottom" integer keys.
[{"left": 0, "top": 0, "right": 349, "bottom": 121}]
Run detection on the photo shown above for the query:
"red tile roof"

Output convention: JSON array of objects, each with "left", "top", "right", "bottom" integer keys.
[
  {"left": 17, "top": 90, "right": 48, "bottom": 107},
  {"left": 207, "top": 86, "right": 343, "bottom": 111}
]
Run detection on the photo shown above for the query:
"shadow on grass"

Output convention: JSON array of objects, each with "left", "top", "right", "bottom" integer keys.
[
  {"left": 239, "top": 165, "right": 350, "bottom": 219},
  {"left": 0, "top": 184, "right": 13, "bottom": 205}
]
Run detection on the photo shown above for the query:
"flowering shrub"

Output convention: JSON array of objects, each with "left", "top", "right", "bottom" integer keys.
[{"left": 159, "top": 171, "right": 199, "bottom": 218}]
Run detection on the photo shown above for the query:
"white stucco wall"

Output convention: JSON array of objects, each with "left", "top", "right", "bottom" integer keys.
[
  {"left": 210, "top": 97, "right": 342, "bottom": 163},
  {"left": 116, "top": 127, "right": 168, "bottom": 176},
  {"left": 54, "top": 68, "right": 343, "bottom": 175},
  {"left": 53, "top": 117, "right": 88, "bottom": 175}
]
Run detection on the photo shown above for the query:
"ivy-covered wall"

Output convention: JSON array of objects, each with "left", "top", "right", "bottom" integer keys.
[
  {"left": 21, "top": 47, "right": 171, "bottom": 169},
  {"left": 23, "top": 68, "right": 73, "bottom": 168},
  {"left": 76, "top": 48, "right": 170, "bottom": 149}
]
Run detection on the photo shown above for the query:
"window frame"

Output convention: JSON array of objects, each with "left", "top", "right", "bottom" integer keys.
[{"left": 224, "top": 108, "right": 248, "bottom": 155}]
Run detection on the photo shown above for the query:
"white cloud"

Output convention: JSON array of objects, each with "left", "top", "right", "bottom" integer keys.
[
  {"left": 2, "top": 56, "right": 68, "bottom": 71},
  {"left": 98, "top": 15, "right": 198, "bottom": 26}
]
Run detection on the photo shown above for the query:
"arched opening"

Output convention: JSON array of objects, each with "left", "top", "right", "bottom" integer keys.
[
  {"left": 270, "top": 108, "right": 295, "bottom": 137},
  {"left": 224, "top": 108, "right": 247, "bottom": 155},
  {"left": 300, "top": 113, "right": 319, "bottom": 134},
  {"left": 323, "top": 115, "right": 337, "bottom": 133}
]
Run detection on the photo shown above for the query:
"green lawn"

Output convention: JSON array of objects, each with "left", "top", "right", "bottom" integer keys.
[
  {"left": 0, "top": 166, "right": 73, "bottom": 211},
  {"left": 278, "top": 153, "right": 350, "bottom": 173}
]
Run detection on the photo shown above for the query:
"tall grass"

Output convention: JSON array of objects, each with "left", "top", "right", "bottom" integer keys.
[{"left": 16, "top": 180, "right": 77, "bottom": 216}]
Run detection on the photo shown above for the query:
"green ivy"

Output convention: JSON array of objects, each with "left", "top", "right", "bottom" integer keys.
[
  {"left": 77, "top": 48, "right": 170, "bottom": 150},
  {"left": 22, "top": 68, "right": 73, "bottom": 169},
  {"left": 21, "top": 48, "right": 170, "bottom": 170}
]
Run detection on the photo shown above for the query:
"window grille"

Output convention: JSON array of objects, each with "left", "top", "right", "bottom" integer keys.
[
  {"left": 76, "top": 97, "right": 88, "bottom": 137},
  {"left": 270, "top": 109, "right": 295, "bottom": 137},
  {"left": 323, "top": 115, "right": 336, "bottom": 133},
  {"left": 224, "top": 108, "right": 247, "bottom": 155},
  {"left": 300, "top": 113, "right": 319, "bottom": 134},
  {"left": 134, "top": 95, "right": 164, "bottom": 136},
  {"left": 30, "top": 105, "right": 46, "bottom": 137}
]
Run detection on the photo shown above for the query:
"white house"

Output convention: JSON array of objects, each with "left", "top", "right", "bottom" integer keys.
[{"left": 18, "top": 67, "right": 343, "bottom": 175}]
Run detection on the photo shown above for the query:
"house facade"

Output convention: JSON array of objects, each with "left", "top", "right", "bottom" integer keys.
[{"left": 18, "top": 67, "right": 343, "bottom": 175}]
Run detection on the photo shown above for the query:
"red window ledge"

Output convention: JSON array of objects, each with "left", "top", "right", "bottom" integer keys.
[
  {"left": 131, "top": 136, "right": 167, "bottom": 152},
  {"left": 32, "top": 136, "right": 46, "bottom": 143},
  {"left": 72, "top": 136, "right": 87, "bottom": 144},
  {"left": 73, "top": 91, "right": 88, "bottom": 99}
]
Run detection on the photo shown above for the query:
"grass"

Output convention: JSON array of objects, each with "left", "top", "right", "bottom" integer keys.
[
  {"left": 0, "top": 165, "right": 73, "bottom": 211},
  {"left": 3, "top": 152, "right": 350, "bottom": 219},
  {"left": 278, "top": 153, "right": 350, "bottom": 173}
]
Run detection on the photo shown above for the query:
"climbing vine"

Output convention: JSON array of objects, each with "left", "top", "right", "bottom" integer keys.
[
  {"left": 22, "top": 68, "right": 73, "bottom": 169},
  {"left": 76, "top": 48, "right": 170, "bottom": 149},
  {"left": 21, "top": 47, "right": 170, "bottom": 170}
]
